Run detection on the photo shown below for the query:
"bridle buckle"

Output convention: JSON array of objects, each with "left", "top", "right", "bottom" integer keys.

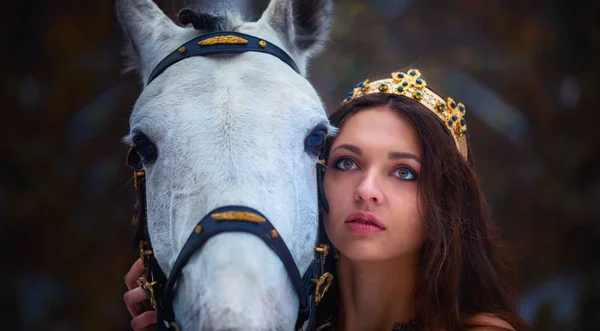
[
  {"left": 137, "top": 277, "right": 159, "bottom": 309},
  {"left": 311, "top": 272, "right": 334, "bottom": 305},
  {"left": 139, "top": 241, "right": 153, "bottom": 268},
  {"left": 314, "top": 243, "right": 329, "bottom": 263},
  {"left": 133, "top": 170, "right": 145, "bottom": 189}
]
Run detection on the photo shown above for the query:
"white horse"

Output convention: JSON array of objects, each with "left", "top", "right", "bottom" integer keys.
[{"left": 116, "top": 0, "right": 333, "bottom": 330}]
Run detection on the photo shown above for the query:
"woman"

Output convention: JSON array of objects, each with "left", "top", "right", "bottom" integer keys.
[{"left": 124, "top": 69, "right": 529, "bottom": 331}]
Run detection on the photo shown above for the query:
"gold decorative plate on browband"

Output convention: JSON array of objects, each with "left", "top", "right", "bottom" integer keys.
[
  {"left": 198, "top": 35, "right": 249, "bottom": 46},
  {"left": 343, "top": 69, "right": 468, "bottom": 159}
]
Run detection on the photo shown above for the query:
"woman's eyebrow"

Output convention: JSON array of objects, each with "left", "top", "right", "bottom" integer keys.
[
  {"left": 388, "top": 151, "right": 421, "bottom": 163},
  {"left": 332, "top": 144, "right": 421, "bottom": 163},
  {"left": 331, "top": 143, "right": 362, "bottom": 155}
]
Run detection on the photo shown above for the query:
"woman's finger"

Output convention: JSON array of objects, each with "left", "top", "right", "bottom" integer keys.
[
  {"left": 131, "top": 310, "right": 158, "bottom": 331},
  {"left": 124, "top": 287, "right": 149, "bottom": 318},
  {"left": 125, "top": 258, "right": 145, "bottom": 291}
]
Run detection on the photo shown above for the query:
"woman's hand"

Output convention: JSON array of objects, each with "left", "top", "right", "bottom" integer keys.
[{"left": 124, "top": 258, "right": 157, "bottom": 331}]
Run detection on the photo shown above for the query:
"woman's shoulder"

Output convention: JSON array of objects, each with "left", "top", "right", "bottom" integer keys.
[{"left": 464, "top": 313, "right": 516, "bottom": 331}]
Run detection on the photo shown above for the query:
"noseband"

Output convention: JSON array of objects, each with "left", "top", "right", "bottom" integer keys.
[{"left": 127, "top": 31, "right": 332, "bottom": 331}]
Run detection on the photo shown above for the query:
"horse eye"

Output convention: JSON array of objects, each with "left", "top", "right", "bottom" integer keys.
[
  {"left": 305, "top": 127, "right": 327, "bottom": 156},
  {"left": 133, "top": 134, "right": 158, "bottom": 164}
]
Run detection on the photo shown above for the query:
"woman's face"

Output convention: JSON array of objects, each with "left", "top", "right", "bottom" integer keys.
[{"left": 324, "top": 106, "right": 424, "bottom": 262}]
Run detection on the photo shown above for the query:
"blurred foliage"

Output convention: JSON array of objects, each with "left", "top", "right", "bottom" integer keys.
[{"left": 2, "top": 0, "right": 599, "bottom": 330}]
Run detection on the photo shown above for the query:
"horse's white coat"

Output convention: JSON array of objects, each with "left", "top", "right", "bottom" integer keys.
[{"left": 116, "top": 0, "right": 333, "bottom": 329}]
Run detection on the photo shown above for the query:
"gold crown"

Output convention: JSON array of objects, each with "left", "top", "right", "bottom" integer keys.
[{"left": 342, "top": 69, "right": 468, "bottom": 159}]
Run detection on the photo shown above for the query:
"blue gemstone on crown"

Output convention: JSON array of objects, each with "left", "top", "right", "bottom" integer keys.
[
  {"left": 416, "top": 78, "right": 423, "bottom": 84},
  {"left": 448, "top": 120, "right": 454, "bottom": 125},
  {"left": 461, "top": 118, "right": 466, "bottom": 126},
  {"left": 409, "top": 70, "right": 416, "bottom": 76},
  {"left": 397, "top": 73, "right": 405, "bottom": 79},
  {"left": 452, "top": 115, "right": 458, "bottom": 121},
  {"left": 459, "top": 105, "right": 465, "bottom": 112},
  {"left": 402, "top": 81, "right": 408, "bottom": 87},
  {"left": 451, "top": 101, "right": 457, "bottom": 108},
  {"left": 397, "top": 86, "right": 404, "bottom": 92}
]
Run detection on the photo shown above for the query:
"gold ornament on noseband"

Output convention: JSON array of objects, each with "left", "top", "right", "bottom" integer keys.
[{"left": 210, "top": 211, "right": 266, "bottom": 223}]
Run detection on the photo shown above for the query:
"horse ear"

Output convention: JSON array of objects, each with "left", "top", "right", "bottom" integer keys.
[
  {"left": 260, "top": 0, "right": 333, "bottom": 58},
  {"left": 115, "top": 0, "right": 179, "bottom": 83}
]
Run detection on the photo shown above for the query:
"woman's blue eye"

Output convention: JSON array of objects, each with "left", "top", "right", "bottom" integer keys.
[
  {"left": 334, "top": 157, "right": 357, "bottom": 171},
  {"left": 133, "top": 135, "right": 157, "bottom": 164},
  {"left": 393, "top": 166, "right": 418, "bottom": 181},
  {"left": 306, "top": 128, "right": 327, "bottom": 156}
]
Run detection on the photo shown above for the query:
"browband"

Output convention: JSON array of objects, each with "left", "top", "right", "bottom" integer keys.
[{"left": 147, "top": 31, "right": 300, "bottom": 85}]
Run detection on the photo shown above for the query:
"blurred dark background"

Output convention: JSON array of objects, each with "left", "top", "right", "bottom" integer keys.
[{"left": 2, "top": 0, "right": 598, "bottom": 330}]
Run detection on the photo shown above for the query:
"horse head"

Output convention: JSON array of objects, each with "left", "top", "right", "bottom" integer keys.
[{"left": 116, "top": 0, "right": 333, "bottom": 329}]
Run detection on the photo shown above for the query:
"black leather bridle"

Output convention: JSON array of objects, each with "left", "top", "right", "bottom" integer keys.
[{"left": 126, "top": 30, "right": 332, "bottom": 331}]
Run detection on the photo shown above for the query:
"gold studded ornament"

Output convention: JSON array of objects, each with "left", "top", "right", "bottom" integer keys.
[{"left": 342, "top": 69, "right": 468, "bottom": 159}]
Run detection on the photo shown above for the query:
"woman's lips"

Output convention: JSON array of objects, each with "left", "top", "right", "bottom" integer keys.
[{"left": 344, "top": 211, "right": 386, "bottom": 234}]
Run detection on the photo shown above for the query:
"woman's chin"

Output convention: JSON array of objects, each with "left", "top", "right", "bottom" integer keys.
[
  {"left": 337, "top": 240, "right": 388, "bottom": 262},
  {"left": 335, "top": 238, "right": 420, "bottom": 263}
]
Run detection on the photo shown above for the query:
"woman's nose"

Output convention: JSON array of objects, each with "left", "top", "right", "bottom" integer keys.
[{"left": 354, "top": 172, "right": 384, "bottom": 205}]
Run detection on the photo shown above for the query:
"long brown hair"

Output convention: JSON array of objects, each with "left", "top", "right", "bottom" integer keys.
[{"left": 316, "top": 93, "right": 529, "bottom": 330}]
